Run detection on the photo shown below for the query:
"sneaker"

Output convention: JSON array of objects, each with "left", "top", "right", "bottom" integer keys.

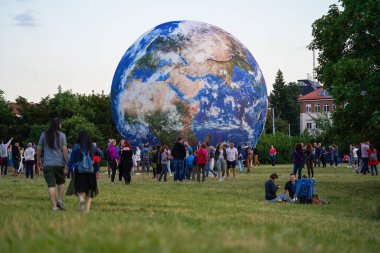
[
  {"left": 78, "top": 200, "right": 85, "bottom": 211},
  {"left": 52, "top": 207, "right": 58, "bottom": 212},
  {"left": 57, "top": 201, "right": 65, "bottom": 211}
]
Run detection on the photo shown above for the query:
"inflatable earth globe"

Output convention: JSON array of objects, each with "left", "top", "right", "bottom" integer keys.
[{"left": 111, "top": 20, "right": 268, "bottom": 147}]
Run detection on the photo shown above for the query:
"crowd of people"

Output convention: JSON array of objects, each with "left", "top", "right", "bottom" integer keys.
[{"left": 1, "top": 117, "right": 378, "bottom": 211}]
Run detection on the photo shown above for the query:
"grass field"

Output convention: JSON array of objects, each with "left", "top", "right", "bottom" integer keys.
[{"left": 0, "top": 164, "right": 379, "bottom": 253}]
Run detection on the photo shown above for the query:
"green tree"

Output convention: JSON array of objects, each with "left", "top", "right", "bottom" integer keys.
[
  {"left": 48, "top": 86, "right": 80, "bottom": 119},
  {"left": 309, "top": 0, "right": 380, "bottom": 146},
  {"left": 269, "top": 70, "right": 301, "bottom": 135},
  {"left": 62, "top": 115, "right": 104, "bottom": 146},
  {"left": 0, "top": 89, "right": 14, "bottom": 139}
]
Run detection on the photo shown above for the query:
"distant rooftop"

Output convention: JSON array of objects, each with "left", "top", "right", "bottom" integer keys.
[
  {"left": 297, "top": 79, "right": 321, "bottom": 96},
  {"left": 298, "top": 88, "right": 333, "bottom": 101}
]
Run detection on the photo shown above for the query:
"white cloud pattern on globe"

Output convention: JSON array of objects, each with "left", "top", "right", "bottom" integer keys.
[{"left": 111, "top": 20, "right": 268, "bottom": 147}]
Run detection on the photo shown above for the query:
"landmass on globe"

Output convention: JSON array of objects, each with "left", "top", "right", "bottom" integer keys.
[{"left": 111, "top": 20, "right": 268, "bottom": 147}]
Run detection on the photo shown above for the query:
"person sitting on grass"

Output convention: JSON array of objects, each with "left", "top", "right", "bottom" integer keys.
[
  {"left": 283, "top": 174, "right": 297, "bottom": 202},
  {"left": 264, "top": 173, "right": 291, "bottom": 202}
]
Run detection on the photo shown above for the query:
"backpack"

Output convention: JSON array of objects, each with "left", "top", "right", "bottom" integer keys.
[
  {"left": 370, "top": 151, "right": 377, "bottom": 161},
  {"left": 295, "top": 178, "right": 315, "bottom": 204},
  {"left": 78, "top": 151, "right": 94, "bottom": 174}
]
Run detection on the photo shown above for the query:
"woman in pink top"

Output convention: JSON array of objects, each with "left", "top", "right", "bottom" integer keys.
[
  {"left": 368, "top": 144, "right": 378, "bottom": 176},
  {"left": 108, "top": 139, "right": 119, "bottom": 183},
  {"left": 269, "top": 145, "right": 277, "bottom": 166}
]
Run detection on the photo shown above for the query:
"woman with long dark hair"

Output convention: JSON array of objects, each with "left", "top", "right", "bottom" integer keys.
[
  {"left": 215, "top": 142, "right": 227, "bottom": 181},
  {"left": 120, "top": 140, "right": 134, "bottom": 184},
  {"left": 305, "top": 143, "right": 314, "bottom": 178},
  {"left": 37, "top": 117, "right": 69, "bottom": 211},
  {"left": 66, "top": 130, "right": 98, "bottom": 212},
  {"left": 292, "top": 143, "right": 305, "bottom": 179}
]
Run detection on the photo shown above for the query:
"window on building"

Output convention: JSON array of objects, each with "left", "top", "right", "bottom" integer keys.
[
  {"left": 315, "top": 104, "right": 320, "bottom": 113},
  {"left": 306, "top": 122, "right": 312, "bottom": 129},
  {"left": 315, "top": 122, "right": 320, "bottom": 129},
  {"left": 323, "top": 104, "right": 330, "bottom": 112},
  {"left": 333, "top": 104, "right": 336, "bottom": 111},
  {"left": 306, "top": 104, "right": 311, "bottom": 113}
]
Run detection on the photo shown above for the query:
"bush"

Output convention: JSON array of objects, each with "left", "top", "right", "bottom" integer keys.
[{"left": 256, "top": 132, "right": 311, "bottom": 164}]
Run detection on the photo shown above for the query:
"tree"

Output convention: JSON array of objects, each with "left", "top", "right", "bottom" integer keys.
[
  {"left": 309, "top": 0, "right": 380, "bottom": 146},
  {"left": 48, "top": 87, "right": 80, "bottom": 119},
  {"left": 0, "top": 89, "right": 15, "bottom": 139},
  {"left": 269, "top": 70, "right": 301, "bottom": 135},
  {"left": 61, "top": 115, "right": 104, "bottom": 146}
]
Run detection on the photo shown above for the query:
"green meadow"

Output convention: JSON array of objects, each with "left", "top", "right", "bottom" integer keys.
[{"left": 0, "top": 164, "right": 379, "bottom": 253}]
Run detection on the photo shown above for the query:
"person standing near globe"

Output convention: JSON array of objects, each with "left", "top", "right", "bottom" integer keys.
[
  {"left": 226, "top": 142, "right": 238, "bottom": 179},
  {"left": 108, "top": 139, "right": 119, "bottom": 184},
  {"left": 171, "top": 138, "right": 186, "bottom": 182},
  {"left": 269, "top": 145, "right": 277, "bottom": 166},
  {"left": 215, "top": 143, "right": 227, "bottom": 181}
]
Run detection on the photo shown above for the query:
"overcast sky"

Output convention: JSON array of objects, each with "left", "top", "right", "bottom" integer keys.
[{"left": 0, "top": 0, "right": 338, "bottom": 102}]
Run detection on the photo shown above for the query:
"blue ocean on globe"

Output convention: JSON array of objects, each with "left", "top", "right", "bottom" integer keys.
[{"left": 111, "top": 20, "right": 268, "bottom": 147}]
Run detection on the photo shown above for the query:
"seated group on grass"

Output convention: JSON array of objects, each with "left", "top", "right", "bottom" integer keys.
[{"left": 264, "top": 173, "right": 327, "bottom": 204}]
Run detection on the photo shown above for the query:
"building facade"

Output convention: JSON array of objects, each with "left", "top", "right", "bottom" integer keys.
[{"left": 298, "top": 88, "right": 334, "bottom": 134}]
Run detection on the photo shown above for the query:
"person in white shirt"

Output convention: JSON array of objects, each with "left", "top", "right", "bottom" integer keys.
[
  {"left": 24, "top": 143, "right": 36, "bottom": 179},
  {"left": 352, "top": 145, "right": 359, "bottom": 171},
  {"left": 226, "top": 142, "right": 238, "bottom": 179},
  {"left": 0, "top": 137, "right": 13, "bottom": 176}
]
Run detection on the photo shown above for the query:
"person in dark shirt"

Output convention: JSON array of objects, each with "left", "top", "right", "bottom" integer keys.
[
  {"left": 264, "top": 173, "right": 291, "bottom": 202},
  {"left": 12, "top": 142, "right": 21, "bottom": 175},
  {"left": 284, "top": 174, "right": 297, "bottom": 201},
  {"left": 171, "top": 137, "right": 186, "bottom": 181}
]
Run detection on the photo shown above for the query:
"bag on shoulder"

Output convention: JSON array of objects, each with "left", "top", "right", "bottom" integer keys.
[
  {"left": 370, "top": 152, "right": 377, "bottom": 161},
  {"left": 78, "top": 151, "right": 94, "bottom": 173}
]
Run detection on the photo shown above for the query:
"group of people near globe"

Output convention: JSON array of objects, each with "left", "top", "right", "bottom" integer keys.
[
  {"left": 105, "top": 137, "right": 261, "bottom": 183},
  {"left": 0, "top": 117, "right": 378, "bottom": 211}
]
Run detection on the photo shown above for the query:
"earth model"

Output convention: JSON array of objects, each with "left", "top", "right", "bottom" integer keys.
[{"left": 111, "top": 20, "right": 268, "bottom": 147}]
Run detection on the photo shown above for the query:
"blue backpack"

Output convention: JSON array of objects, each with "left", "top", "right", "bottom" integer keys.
[
  {"left": 295, "top": 178, "right": 315, "bottom": 203},
  {"left": 78, "top": 151, "right": 94, "bottom": 174}
]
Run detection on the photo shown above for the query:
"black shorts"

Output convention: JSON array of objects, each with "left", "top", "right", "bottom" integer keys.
[
  {"left": 227, "top": 160, "right": 236, "bottom": 169},
  {"left": 44, "top": 166, "right": 65, "bottom": 187}
]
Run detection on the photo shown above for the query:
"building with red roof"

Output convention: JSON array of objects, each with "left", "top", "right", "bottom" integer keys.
[{"left": 298, "top": 88, "right": 335, "bottom": 134}]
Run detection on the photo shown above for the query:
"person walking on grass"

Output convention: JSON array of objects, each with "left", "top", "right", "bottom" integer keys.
[
  {"left": 0, "top": 137, "right": 13, "bottom": 176},
  {"left": 305, "top": 143, "right": 314, "bottom": 178},
  {"left": 253, "top": 145, "right": 260, "bottom": 166},
  {"left": 368, "top": 144, "right": 378, "bottom": 176},
  {"left": 333, "top": 145, "right": 339, "bottom": 167},
  {"left": 12, "top": 142, "right": 20, "bottom": 176},
  {"left": 185, "top": 151, "right": 195, "bottom": 180},
  {"left": 269, "top": 145, "right": 277, "bottom": 166},
  {"left": 24, "top": 143, "right": 35, "bottom": 179},
  {"left": 37, "top": 118, "right": 69, "bottom": 211},
  {"left": 66, "top": 130, "right": 98, "bottom": 213},
  {"left": 158, "top": 146, "right": 169, "bottom": 182},
  {"left": 292, "top": 143, "right": 304, "bottom": 180},
  {"left": 140, "top": 144, "right": 151, "bottom": 178},
  {"left": 120, "top": 140, "right": 133, "bottom": 184},
  {"left": 215, "top": 143, "right": 227, "bottom": 181},
  {"left": 360, "top": 141, "right": 370, "bottom": 175},
  {"left": 171, "top": 137, "right": 186, "bottom": 182},
  {"left": 196, "top": 143, "right": 208, "bottom": 182},
  {"left": 92, "top": 142, "right": 103, "bottom": 180},
  {"left": 108, "top": 139, "right": 119, "bottom": 184},
  {"left": 226, "top": 142, "right": 238, "bottom": 179},
  {"left": 237, "top": 146, "right": 244, "bottom": 173},
  {"left": 244, "top": 144, "right": 253, "bottom": 173},
  {"left": 134, "top": 146, "right": 141, "bottom": 173}
]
